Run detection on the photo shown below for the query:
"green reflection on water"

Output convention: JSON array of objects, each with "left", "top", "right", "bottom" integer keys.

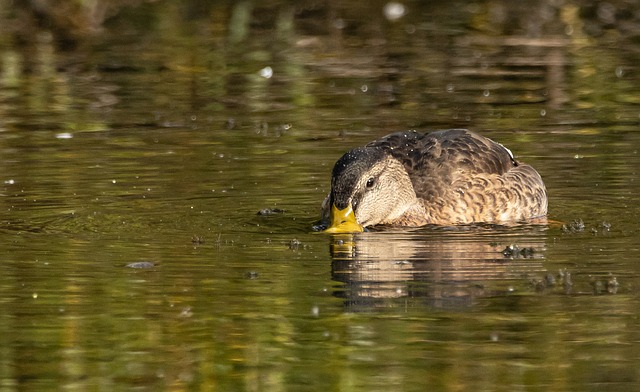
[{"left": 1, "top": 0, "right": 640, "bottom": 391}]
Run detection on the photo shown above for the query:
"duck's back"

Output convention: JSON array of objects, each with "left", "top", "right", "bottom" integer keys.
[
  {"left": 367, "top": 129, "right": 515, "bottom": 175},
  {"left": 367, "top": 129, "right": 547, "bottom": 224}
]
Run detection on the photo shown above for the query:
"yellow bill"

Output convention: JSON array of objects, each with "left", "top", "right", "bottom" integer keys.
[{"left": 324, "top": 203, "right": 364, "bottom": 233}]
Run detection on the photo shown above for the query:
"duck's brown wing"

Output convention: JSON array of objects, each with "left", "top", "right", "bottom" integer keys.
[
  {"left": 368, "top": 129, "right": 546, "bottom": 223},
  {"left": 367, "top": 129, "right": 516, "bottom": 183}
]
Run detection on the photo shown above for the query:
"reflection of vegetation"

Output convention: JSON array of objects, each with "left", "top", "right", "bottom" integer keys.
[
  {"left": 1, "top": 1, "right": 640, "bottom": 390},
  {"left": 3, "top": 0, "right": 639, "bottom": 133}
]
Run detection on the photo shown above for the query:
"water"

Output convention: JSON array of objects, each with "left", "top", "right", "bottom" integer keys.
[{"left": 1, "top": 0, "right": 640, "bottom": 390}]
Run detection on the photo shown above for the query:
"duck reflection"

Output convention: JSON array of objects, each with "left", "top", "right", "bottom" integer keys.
[{"left": 330, "top": 227, "right": 548, "bottom": 310}]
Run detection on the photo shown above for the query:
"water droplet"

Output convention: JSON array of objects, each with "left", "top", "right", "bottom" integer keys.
[
  {"left": 540, "top": 109, "right": 546, "bottom": 117},
  {"left": 615, "top": 66, "right": 624, "bottom": 78},
  {"left": 483, "top": 89, "right": 490, "bottom": 97},
  {"left": 446, "top": 83, "right": 455, "bottom": 93},
  {"left": 360, "top": 84, "right": 368, "bottom": 92},
  {"left": 383, "top": 2, "right": 406, "bottom": 21},
  {"left": 259, "top": 66, "right": 273, "bottom": 79},
  {"left": 565, "top": 24, "right": 574, "bottom": 36}
]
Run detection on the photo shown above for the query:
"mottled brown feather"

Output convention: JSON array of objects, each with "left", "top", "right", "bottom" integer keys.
[{"left": 324, "top": 129, "right": 548, "bottom": 227}]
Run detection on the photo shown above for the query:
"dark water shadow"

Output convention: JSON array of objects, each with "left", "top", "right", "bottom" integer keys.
[
  {"left": 329, "top": 224, "right": 550, "bottom": 311},
  {"left": 0, "top": 213, "right": 76, "bottom": 234}
]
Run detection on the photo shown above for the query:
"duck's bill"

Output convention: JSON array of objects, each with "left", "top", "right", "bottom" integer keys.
[{"left": 323, "top": 203, "right": 364, "bottom": 233}]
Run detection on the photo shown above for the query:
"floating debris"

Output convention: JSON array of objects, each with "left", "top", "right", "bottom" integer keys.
[
  {"left": 501, "top": 244, "right": 535, "bottom": 258},
  {"left": 257, "top": 208, "right": 286, "bottom": 216},
  {"left": 592, "top": 221, "right": 612, "bottom": 235},
  {"left": 125, "top": 261, "right": 155, "bottom": 269},
  {"left": 530, "top": 270, "right": 577, "bottom": 294},
  {"left": 180, "top": 307, "right": 193, "bottom": 318},
  {"left": 590, "top": 273, "right": 620, "bottom": 294},
  {"left": 530, "top": 273, "right": 558, "bottom": 292},
  {"left": 545, "top": 273, "right": 556, "bottom": 286},
  {"left": 607, "top": 274, "right": 619, "bottom": 294},
  {"left": 289, "top": 238, "right": 302, "bottom": 250},
  {"left": 311, "top": 222, "right": 327, "bottom": 231},
  {"left": 562, "top": 219, "right": 585, "bottom": 233},
  {"left": 558, "top": 269, "right": 573, "bottom": 291},
  {"left": 590, "top": 277, "right": 604, "bottom": 294},
  {"left": 225, "top": 118, "right": 236, "bottom": 130}
]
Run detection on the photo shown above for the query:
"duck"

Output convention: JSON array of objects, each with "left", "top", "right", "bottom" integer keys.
[{"left": 321, "top": 129, "right": 548, "bottom": 233}]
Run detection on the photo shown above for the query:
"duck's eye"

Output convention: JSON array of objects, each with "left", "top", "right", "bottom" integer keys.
[{"left": 366, "top": 177, "right": 375, "bottom": 188}]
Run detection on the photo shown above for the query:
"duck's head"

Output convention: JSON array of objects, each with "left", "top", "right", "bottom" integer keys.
[{"left": 324, "top": 147, "right": 416, "bottom": 233}]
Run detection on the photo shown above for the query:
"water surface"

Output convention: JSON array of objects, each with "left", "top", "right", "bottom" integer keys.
[{"left": 1, "top": 1, "right": 640, "bottom": 390}]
